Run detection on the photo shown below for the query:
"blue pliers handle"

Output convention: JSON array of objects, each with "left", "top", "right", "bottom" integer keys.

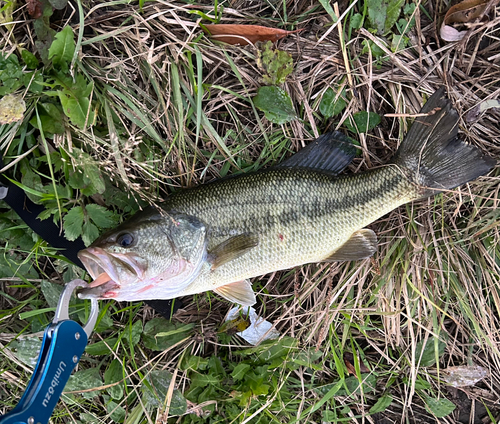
[{"left": 0, "top": 280, "right": 98, "bottom": 424}]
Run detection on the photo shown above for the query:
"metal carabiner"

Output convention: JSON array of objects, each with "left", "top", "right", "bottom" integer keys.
[
  {"left": 0, "top": 280, "right": 99, "bottom": 424},
  {"left": 53, "top": 279, "right": 99, "bottom": 338}
]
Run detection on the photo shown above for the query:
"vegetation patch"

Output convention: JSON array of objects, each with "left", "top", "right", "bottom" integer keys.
[{"left": 1, "top": 0, "right": 499, "bottom": 423}]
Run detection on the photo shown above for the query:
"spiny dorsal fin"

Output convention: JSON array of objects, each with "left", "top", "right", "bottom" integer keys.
[
  {"left": 214, "top": 280, "right": 256, "bottom": 306},
  {"left": 210, "top": 234, "right": 259, "bottom": 270},
  {"left": 324, "top": 229, "right": 377, "bottom": 261},
  {"left": 276, "top": 132, "right": 357, "bottom": 174}
]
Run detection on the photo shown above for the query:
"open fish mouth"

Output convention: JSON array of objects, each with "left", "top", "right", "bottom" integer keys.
[{"left": 77, "top": 247, "right": 146, "bottom": 299}]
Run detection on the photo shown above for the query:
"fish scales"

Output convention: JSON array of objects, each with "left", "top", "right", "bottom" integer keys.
[
  {"left": 77, "top": 89, "right": 496, "bottom": 304},
  {"left": 164, "top": 165, "right": 419, "bottom": 295}
]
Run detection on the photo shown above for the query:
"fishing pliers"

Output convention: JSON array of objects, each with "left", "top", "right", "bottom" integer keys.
[{"left": 0, "top": 280, "right": 98, "bottom": 424}]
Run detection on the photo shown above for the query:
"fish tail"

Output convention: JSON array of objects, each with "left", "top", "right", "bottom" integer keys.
[{"left": 393, "top": 88, "right": 496, "bottom": 199}]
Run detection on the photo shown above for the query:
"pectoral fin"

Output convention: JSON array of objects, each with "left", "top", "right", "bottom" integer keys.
[
  {"left": 324, "top": 229, "right": 377, "bottom": 261},
  {"left": 210, "top": 234, "right": 259, "bottom": 270},
  {"left": 214, "top": 280, "right": 256, "bottom": 306}
]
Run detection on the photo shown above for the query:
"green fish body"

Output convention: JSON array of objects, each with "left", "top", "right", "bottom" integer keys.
[
  {"left": 78, "top": 89, "right": 495, "bottom": 305},
  {"left": 166, "top": 165, "right": 417, "bottom": 301}
]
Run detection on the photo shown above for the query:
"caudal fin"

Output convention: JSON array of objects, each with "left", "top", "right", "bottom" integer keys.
[{"left": 393, "top": 88, "right": 496, "bottom": 198}]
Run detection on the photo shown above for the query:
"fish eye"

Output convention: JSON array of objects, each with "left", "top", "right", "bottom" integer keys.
[{"left": 117, "top": 233, "right": 134, "bottom": 248}]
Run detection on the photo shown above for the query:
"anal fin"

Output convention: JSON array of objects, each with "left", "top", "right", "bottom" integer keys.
[
  {"left": 210, "top": 234, "right": 259, "bottom": 270},
  {"left": 214, "top": 280, "right": 256, "bottom": 306},
  {"left": 324, "top": 229, "right": 377, "bottom": 261}
]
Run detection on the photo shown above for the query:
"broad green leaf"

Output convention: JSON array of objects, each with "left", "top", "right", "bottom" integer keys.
[
  {"left": 207, "top": 356, "right": 225, "bottom": 376},
  {"left": 142, "top": 318, "right": 194, "bottom": 351},
  {"left": 415, "top": 336, "right": 446, "bottom": 367},
  {"left": 346, "top": 111, "right": 381, "bottom": 133},
  {"left": 367, "top": 0, "right": 404, "bottom": 35},
  {"left": 20, "top": 163, "right": 45, "bottom": 204},
  {"left": 82, "top": 220, "right": 100, "bottom": 246},
  {"left": 63, "top": 205, "right": 84, "bottom": 241},
  {"left": 31, "top": 114, "right": 64, "bottom": 135},
  {"left": 253, "top": 86, "right": 296, "bottom": 125},
  {"left": 55, "top": 73, "right": 94, "bottom": 129},
  {"left": 106, "top": 400, "right": 126, "bottom": 422},
  {"left": 85, "top": 337, "right": 118, "bottom": 356},
  {"left": 124, "top": 320, "right": 142, "bottom": 347},
  {"left": 236, "top": 336, "right": 297, "bottom": 360},
  {"left": 8, "top": 338, "right": 42, "bottom": 367},
  {"left": 370, "top": 394, "right": 393, "bottom": 413},
  {"left": 94, "top": 309, "right": 114, "bottom": 332},
  {"left": 0, "top": 255, "right": 39, "bottom": 280},
  {"left": 49, "top": 0, "right": 69, "bottom": 9},
  {"left": 0, "top": 213, "right": 36, "bottom": 251},
  {"left": 104, "top": 359, "right": 124, "bottom": 400},
  {"left": 141, "top": 370, "right": 187, "bottom": 415},
  {"left": 385, "top": 0, "right": 405, "bottom": 33},
  {"left": 84, "top": 163, "right": 105, "bottom": 195},
  {"left": 231, "top": 363, "right": 251, "bottom": 381},
  {"left": 57, "top": 73, "right": 93, "bottom": 98},
  {"left": 21, "top": 49, "right": 39, "bottom": 69},
  {"left": 68, "top": 156, "right": 105, "bottom": 195},
  {"left": 30, "top": 103, "right": 65, "bottom": 135},
  {"left": 318, "top": 0, "right": 337, "bottom": 21},
  {"left": 350, "top": 13, "right": 363, "bottom": 30},
  {"left": 58, "top": 91, "right": 91, "bottom": 129},
  {"left": 33, "top": 2, "right": 55, "bottom": 63},
  {"left": 190, "top": 373, "right": 221, "bottom": 388},
  {"left": 181, "top": 355, "right": 209, "bottom": 372},
  {"left": 425, "top": 397, "right": 456, "bottom": 418},
  {"left": 367, "top": 0, "right": 387, "bottom": 34},
  {"left": 68, "top": 169, "right": 87, "bottom": 190},
  {"left": 391, "top": 34, "right": 408, "bottom": 52},
  {"left": 319, "top": 87, "right": 348, "bottom": 118},
  {"left": 41, "top": 279, "right": 64, "bottom": 308},
  {"left": 48, "top": 26, "right": 75, "bottom": 71},
  {"left": 24, "top": 70, "right": 44, "bottom": 93},
  {"left": 257, "top": 41, "right": 293, "bottom": 85},
  {"left": 85, "top": 204, "right": 118, "bottom": 229},
  {"left": 361, "top": 39, "right": 386, "bottom": 58},
  {"left": 65, "top": 368, "right": 103, "bottom": 399},
  {"left": 289, "top": 349, "right": 324, "bottom": 370},
  {"left": 79, "top": 413, "right": 100, "bottom": 423},
  {"left": 0, "top": 53, "right": 23, "bottom": 95},
  {"left": 41, "top": 102, "right": 64, "bottom": 121}
]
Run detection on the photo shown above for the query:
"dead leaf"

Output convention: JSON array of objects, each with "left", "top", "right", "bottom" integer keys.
[
  {"left": 466, "top": 98, "right": 500, "bottom": 122},
  {"left": 202, "top": 24, "right": 303, "bottom": 46},
  {"left": 27, "top": 0, "right": 44, "bottom": 18},
  {"left": 440, "top": 0, "right": 497, "bottom": 42},
  {"left": 440, "top": 365, "right": 489, "bottom": 387},
  {"left": 0, "top": 94, "right": 26, "bottom": 125},
  {"left": 344, "top": 352, "right": 370, "bottom": 375}
]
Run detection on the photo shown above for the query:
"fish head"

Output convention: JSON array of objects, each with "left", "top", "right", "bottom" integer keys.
[{"left": 78, "top": 208, "right": 208, "bottom": 301}]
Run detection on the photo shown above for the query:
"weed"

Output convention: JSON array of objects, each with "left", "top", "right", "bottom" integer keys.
[{"left": 1, "top": 0, "right": 499, "bottom": 423}]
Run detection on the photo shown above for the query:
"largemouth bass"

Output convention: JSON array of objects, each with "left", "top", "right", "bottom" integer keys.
[{"left": 78, "top": 89, "right": 495, "bottom": 305}]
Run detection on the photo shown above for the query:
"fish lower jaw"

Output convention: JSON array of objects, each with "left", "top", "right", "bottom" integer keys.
[{"left": 78, "top": 280, "right": 121, "bottom": 299}]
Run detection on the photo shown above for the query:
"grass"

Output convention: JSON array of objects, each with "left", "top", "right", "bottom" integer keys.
[{"left": 1, "top": 0, "right": 500, "bottom": 423}]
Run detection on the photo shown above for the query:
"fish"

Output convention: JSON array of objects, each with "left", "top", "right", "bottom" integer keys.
[{"left": 78, "top": 88, "right": 496, "bottom": 306}]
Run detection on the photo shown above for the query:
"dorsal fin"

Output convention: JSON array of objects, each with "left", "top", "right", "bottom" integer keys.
[{"left": 276, "top": 132, "right": 358, "bottom": 174}]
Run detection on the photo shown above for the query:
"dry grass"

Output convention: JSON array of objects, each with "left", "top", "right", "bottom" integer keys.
[{"left": 1, "top": 0, "right": 500, "bottom": 423}]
